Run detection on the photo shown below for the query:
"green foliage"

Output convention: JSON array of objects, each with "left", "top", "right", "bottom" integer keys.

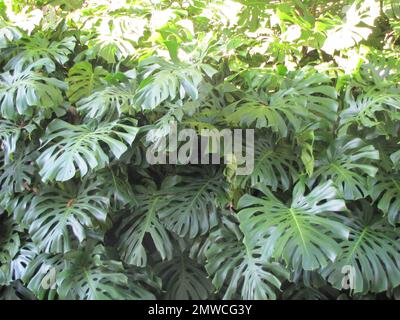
[
  {"left": 117, "top": 180, "right": 173, "bottom": 267},
  {"left": 24, "top": 179, "right": 109, "bottom": 253},
  {"left": 226, "top": 70, "right": 338, "bottom": 137},
  {"left": 4, "top": 34, "right": 75, "bottom": 71},
  {"left": 158, "top": 172, "right": 224, "bottom": 238},
  {"left": 312, "top": 137, "right": 379, "bottom": 200},
  {"left": 321, "top": 201, "right": 400, "bottom": 294},
  {"left": 1, "top": 0, "right": 400, "bottom": 301},
  {"left": 0, "top": 59, "right": 66, "bottom": 120},
  {"left": 206, "top": 216, "right": 289, "bottom": 299},
  {"left": 57, "top": 244, "right": 152, "bottom": 300},
  {"left": 36, "top": 119, "right": 138, "bottom": 182},
  {"left": 236, "top": 137, "right": 298, "bottom": 191},
  {"left": 66, "top": 61, "right": 108, "bottom": 103},
  {"left": 238, "top": 180, "right": 348, "bottom": 270},
  {"left": 155, "top": 247, "right": 213, "bottom": 300},
  {"left": 134, "top": 57, "right": 203, "bottom": 110}
]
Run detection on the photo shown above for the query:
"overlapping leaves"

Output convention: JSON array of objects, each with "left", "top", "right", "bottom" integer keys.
[
  {"left": 37, "top": 119, "right": 139, "bottom": 182},
  {"left": 1, "top": 0, "right": 400, "bottom": 301},
  {"left": 238, "top": 180, "right": 348, "bottom": 270},
  {"left": 24, "top": 180, "right": 109, "bottom": 253}
]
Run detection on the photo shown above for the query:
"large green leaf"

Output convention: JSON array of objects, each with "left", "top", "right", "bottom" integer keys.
[
  {"left": 339, "top": 89, "right": 400, "bottom": 133},
  {"left": 134, "top": 57, "right": 203, "bottom": 110},
  {"left": 10, "top": 242, "right": 38, "bottom": 282},
  {"left": 37, "top": 119, "right": 139, "bottom": 182},
  {"left": 24, "top": 180, "right": 109, "bottom": 253},
  {"left": 0, "top": 19, "right": 21, "bottom": 49},
  {"left": 22, "top": 251, "right": 64, "bottom": 300},
  {"left": 155, "top": 250, "right": 213, "bottom": 300},
  {"left": 58, "top": 245, "right": 149, "bottom": 300},
  {"left": 321, "top": 1, "right": 378, "bottom": 54},
  {"left": 87, "top": 16, "right": 146, "bottom": 63},
  {"left": 369, "top": 173, "right": 400, "bottom": 225},
  {"left": 97, "top": 166, "right": 136, "bottom": 209},
  {"left": 5, "top": 35, "right": 75, "bottom": 71},
  {"left": 0, "top": 216, "right": 21, "bottom": 286},
  {"left": 0, "top": 59, "right": 66, "bottom": 120},
  {"left": 321, "top": 201, "right": 400, "bottom": 294},
  {"left": 0, "top": 119, "right": 35, "bottom": 161},
  {"left": 225, "top": 97, "right": 301, "bottom": 136},
  {"left": 238, "top": 180, "right": 348, "bottom": 270},
  {"left": 313, "top": 137, "right": 379, "bottom": 200},
  {"left": 0, "top": 147, "right": 38, "bottom": 196},
  {"left": 0, "top": 280, "right": 37, "bottom": 300},
  {"left": 158, "top": 173, "right": 224, "bottom": 238},
  {"left": 226, "top": 70, "right": 338, "bottom": 136},
  {"left": 206, "top": 217, "right": 289, "bottom": 299},
  {"left": 77, "top": 83, "right": 136, "bottom": 121},
  {"left": 236, "top": 137, "right": 298, "bottom": 191},
  {"left": 276, "top": 70, "right": 339, "bottom": 123},
  {"left": 117, "top": 182, "right": 173, "bottom": 267},
  {"left": 66, "top": 61, "right": 107, "bottom": 103}
]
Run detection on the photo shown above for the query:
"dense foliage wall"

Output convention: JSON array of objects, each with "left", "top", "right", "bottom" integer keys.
[{"left": 1, "top": 0, "right": 400, "bottom": 300}]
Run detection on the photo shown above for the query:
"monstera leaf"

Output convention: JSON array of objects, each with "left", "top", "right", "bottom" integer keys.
[
  {"left": 24, "top": 180, "right": 110, "bottom": 253},
  {"left": 237, "top": 137, "right": 298, "bottom": 191},
  {"left": 0, "top": 280, "right": 37, "bottom": 300},
  {"left": 0, "top": 217, "right": 21, "bottom": 286},
  {"left": 124, "top": 266, "right": 159, "bottom": 299},
  {"left": 57, "top": 244, "right": 144, "bottom": 300},
  {"left": 134, "top": 57, "right": 203, "bottom": 110},
  {"left": 22, "top": 251, "right": 64, "bottom": 300},
  {"left": 117, "top": 182, "right": 173, "bottom": 267},
  {"left": 4, "top": 35, "right": 75, "bottom": 71},
  {"left": 66, "top": 61, "right": 108, "bottom": 103},
  {"left": 0, "top": 119, "right": 35, "bottom": 161},
  {"left": 226, "top": 70, "right": 338, "bottom": 136},
  {"left": 339, "top": 89, "right": 400, "bottom": 133},
  {"left": 206, "top": 217, "right": 289, "bottom": 299},
  {"left": 238, "top": 180, "right": 348, "bottom": 270},
  {"left": 37, "top": 119, "right": 139, "bottom": 182},
  {"left": 0, "top": 120, "right": 20, "bottom": 161},
  {"left": 225, "top": 96, "right": 302, "bottom": 136},
  {"left": 77, "top": 83, "right": 136, "bottom": 121},
  {"left": 10, "top": 242, "right": 38, "bottom": 282},
  {"left": 0, "top": 147, "right": 38, "bottom": 196},
  {"left": 321, "top": 1, "right": 379, "bottom": 54},
  {"left": 278, "top": 70, "right": 338, "bottom": 123},
  {"left": 369, "top": 173, "right": 400, "bottom": 225},
  {"left": 97, "top": 166, "right": 136, "bottom": 209},
  {"left": 155, "top": 250, "right": 213, "bottom": 300},
  {"left": 321, "top": 201, "right": 400, "bottom": 294},
  {"left": 87, "top": 16, "right": 146, "bottom": 63},
  {"left": 0, "top": 19, "right": 21, "bottom": 49},
  {"left": 2, "top": 190, "right": 37, "bottom": 223},
  {"left": 0, "top": 59, "right": 66, "bottom": 120},
  {"left": 158, "top": 173, "right": 225, "bottom": 238},
  {"left": 313, "top": 137, "right": 379, "bottom": 200}
]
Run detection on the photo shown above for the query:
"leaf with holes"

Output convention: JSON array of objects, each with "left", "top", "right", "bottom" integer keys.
[
  {"left": 313, "top": 137, "right": 379, "bottom": 200},
  {"left": 117, "top": 182, "right": 173, "bottom": 267},
  {"left": 24, "top": 181, "right": 109, "bottom": 253},
  {"left": 238, "top": 180, "right": 348, "bottom": 271},
  {"left": 66, "top": 61, "right": 108, "bottom": 103},
  {"left": 321, "top": 201, "right": 400, "bottom": 294},
  {"left": 206, "top": 217, "right": 289, "bottom": 299},
  {"left": 37, "top": 119, "right": 139, "bottom": 182}
]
